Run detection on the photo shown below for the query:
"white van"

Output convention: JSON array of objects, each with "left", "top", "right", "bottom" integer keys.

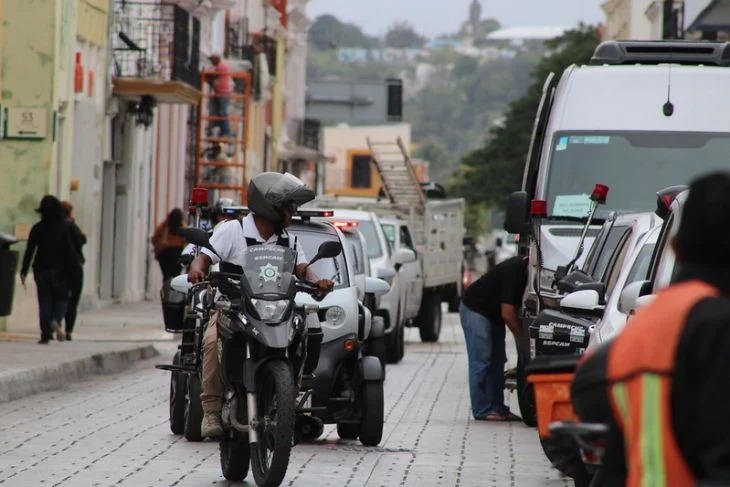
[{"left": 506, "top": 40, "right": 730, "bottom": 312}]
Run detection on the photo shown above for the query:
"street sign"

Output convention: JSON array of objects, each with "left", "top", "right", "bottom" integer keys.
[{"left": 5, "top": 107, "right": 48, "bottom": 139}]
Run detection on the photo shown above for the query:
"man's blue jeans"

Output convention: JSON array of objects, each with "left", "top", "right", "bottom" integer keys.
[
  {"left": 459, "top": 302, "right": 508, "bottom": 418},
  {"left": 208, "top": 96, "right": 231, "bottom": 137}
]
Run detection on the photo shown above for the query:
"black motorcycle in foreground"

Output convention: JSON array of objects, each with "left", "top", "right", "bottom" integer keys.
[{"left": 170, "top": 227, "right": 340, "bottom": 486}]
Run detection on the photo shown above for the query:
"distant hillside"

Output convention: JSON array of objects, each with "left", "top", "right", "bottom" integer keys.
[{"left": 305, "top": 14, "right": 545, "bottom": 185}]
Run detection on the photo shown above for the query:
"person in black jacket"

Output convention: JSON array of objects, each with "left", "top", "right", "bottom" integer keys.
[
  {"left": 20, "top": 195, "right": 79, "bottom": 344},
  {"left": 460, "top": 255, "right": 528, "bottom": 421},
  {"left": 61, "top": 201, "right": 86, "bottom": 341}
]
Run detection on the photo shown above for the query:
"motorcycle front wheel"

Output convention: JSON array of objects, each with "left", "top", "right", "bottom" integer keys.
[{"left": 251, "top": 359, "right": 295, "bottom": 487}]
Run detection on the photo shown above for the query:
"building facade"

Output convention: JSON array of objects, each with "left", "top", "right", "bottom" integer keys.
[
  {"left": 602, "top": 0, "right": 686, "bottom": 40},
  {"left": 1, "top": 0, "right": 295, "bottom": 332}
]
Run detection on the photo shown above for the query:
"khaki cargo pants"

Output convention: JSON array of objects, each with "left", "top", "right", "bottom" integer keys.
[{"left": 201, "top": 311, "right": 224, "bottom": 415}]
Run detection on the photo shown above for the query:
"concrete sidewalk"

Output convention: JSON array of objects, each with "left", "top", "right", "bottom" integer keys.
[{"left": 0, "top": 299, "right": 174, "bottom": 404}]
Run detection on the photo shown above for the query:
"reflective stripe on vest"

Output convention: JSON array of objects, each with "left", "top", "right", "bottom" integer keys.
[{"left": 607, "top": 280, "right": 719, "bottom": 487}]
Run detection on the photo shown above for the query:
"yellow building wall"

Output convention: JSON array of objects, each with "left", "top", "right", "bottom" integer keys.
[
  {"left": 0, "top": 0, "right": 59, "bottom": 233},
  {"left": 77, "top": 0, "right": 109, "bottom": 47},
  {"left": 322, "top": 123, "right": 412, "bottom": 197}
]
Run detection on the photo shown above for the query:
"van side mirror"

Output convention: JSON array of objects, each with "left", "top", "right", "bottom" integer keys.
[
  {"left": 374, "top": 265, "right": 396, "bottom": 280},
  {"left": 365, "top": 276, "right": 390, "bottom": 297},
  {"left": 504, "top": 191, "right": 532, "bottom": 235},
  {"left": 618, "top": 280, "right": 652, "bottom": 315},
  {"left": 393, "top": 248, "right": 417, "bottom": 266}
]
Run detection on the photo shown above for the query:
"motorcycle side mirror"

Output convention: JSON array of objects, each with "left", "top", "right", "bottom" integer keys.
[
  {"left": 175, "top": 227, "right": 222, "bottom": 260},
  {"left": 308, "top": 241, "right": 342, "bottom": 267}
]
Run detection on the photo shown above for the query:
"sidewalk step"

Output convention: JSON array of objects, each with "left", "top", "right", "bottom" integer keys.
[{"left": 0, "top": 343, "right": 159, "bottom": 404}]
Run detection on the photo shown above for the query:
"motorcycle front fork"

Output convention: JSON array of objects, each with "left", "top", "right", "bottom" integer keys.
[{"left": 245, "top": 341, "right": 259, "bottom": 445}]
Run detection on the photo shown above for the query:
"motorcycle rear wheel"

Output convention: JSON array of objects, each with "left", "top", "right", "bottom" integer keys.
[
  {"left": 251, "top": 360, "right": 295, "bottom": 487},
  {"left": 220, "top": 438, "right": 250, "bottom": 481}
]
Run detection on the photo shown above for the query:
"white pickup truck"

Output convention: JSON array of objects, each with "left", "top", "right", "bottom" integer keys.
[{"left": 309, "top": 194, "right": 465, "bottom": 348}]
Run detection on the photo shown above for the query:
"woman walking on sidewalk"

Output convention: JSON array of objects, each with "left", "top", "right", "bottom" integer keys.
[
  {"left": 61, "top": 201, "right": 86, "bottom": 341},
  {"left": 151, "top": 208, "right": 187, "bottom": 282},
  {"left": 19, "top": 195, "right": 79, "bottom": 344}
]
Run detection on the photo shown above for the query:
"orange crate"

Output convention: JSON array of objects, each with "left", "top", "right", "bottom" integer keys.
[{"left": 527, "top": 372, "right": 578, "bottom": 439}]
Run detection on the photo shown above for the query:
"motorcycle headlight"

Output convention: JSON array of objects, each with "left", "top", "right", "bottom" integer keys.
[
  {"left": 250, "top": 299, "right": 289, "bottom": 321},
  {"left": 324, "top": 306, "right": 346, "bottom": 326}
]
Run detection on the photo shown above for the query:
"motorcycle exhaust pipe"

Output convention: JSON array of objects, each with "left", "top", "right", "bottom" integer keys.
[{"left": 229, "top": 397, "right": 250, "bottom": 434}]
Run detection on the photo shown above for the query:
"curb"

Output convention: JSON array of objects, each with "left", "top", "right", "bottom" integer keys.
[{"left": 0, "top": 345, "right": 160, "bottom": 404}]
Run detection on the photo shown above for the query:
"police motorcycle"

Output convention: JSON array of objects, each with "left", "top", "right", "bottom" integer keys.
[
  {"left": 170, "top": 226, "right": 341, "bottom": 485},
  {"left": 158, "top": 191, "right": 245, "bottom": 442}
]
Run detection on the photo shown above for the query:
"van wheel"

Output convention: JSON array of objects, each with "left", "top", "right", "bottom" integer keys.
[
  {"left": 517, "top": 355, "right": 537, "bottom": 427},
  {"left": 418, "top": 291, "right": 442, "bottom": 342}
]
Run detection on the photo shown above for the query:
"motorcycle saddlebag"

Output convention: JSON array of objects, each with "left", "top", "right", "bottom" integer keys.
[
  {"left": 529, "top": 309, "right": 591, "bottom": 359},
  {"left": 160, "top": 279, "right": 186, "bottom": 333}
]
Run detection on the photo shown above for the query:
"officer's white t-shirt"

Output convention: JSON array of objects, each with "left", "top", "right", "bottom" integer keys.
[{"left": 201, "top": 214, "right": 307, "bottom": 267}]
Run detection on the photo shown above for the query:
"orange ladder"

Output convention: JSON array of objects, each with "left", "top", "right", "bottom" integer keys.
[{"left": 195, "top": 70, "right": 252, "bottom": 204}]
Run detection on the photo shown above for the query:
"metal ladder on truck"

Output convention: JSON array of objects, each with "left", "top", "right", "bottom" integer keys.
[
  {"left": 366, "top": 136, "right": 426, "bottom": 243},
  {"left": 195, "top": 70, "right": 252, "bottom": 204}
]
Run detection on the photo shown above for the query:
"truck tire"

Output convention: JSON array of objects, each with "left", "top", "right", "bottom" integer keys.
[{"left": 418, "top": 291, "right": 442, "bottom": 343}]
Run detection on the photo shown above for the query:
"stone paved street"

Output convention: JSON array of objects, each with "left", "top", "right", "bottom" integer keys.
[{"left": 0, "top": 311, "right": 569, "bottom": 487}]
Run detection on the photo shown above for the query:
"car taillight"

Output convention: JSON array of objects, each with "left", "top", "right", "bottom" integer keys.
[{"left": 333, "top": 221, "right": 359, "bottom": 228}]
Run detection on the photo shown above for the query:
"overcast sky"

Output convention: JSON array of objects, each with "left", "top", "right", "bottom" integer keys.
[{"left": 307, "top": 0, "right": 606, "bottom": 37}]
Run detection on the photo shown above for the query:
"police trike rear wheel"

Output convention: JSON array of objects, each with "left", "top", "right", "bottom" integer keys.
[
  {"left": 220, "top": 438, "right": 251, "bottom": 481},
  {"left": 169, "top": 351, "right": 186, "bottom": 435},
  {"left": 184, "top": 373, "right": 204, "bottom": 441}
]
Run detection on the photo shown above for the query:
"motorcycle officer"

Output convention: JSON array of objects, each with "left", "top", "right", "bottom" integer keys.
[{"left": 187, "top": 172, "right": 333, "bottom": 438}]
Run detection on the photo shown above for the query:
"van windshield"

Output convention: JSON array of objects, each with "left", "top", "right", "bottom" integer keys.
[{"left": 545, "top": 132, "right": 730, "bottom": 219}]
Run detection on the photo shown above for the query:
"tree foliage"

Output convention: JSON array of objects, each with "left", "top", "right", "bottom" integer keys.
[
  {"left": 450, "top": 25, "right": 601, "bottom": 212},
  {"left": 405, "top": 51, "right": 539, "bottom": 173},
  {"left": 384, "top": 21, "right": 427, "bottom": 48},
  {"left": 309, "top": 14, "right": 379, "bottom": 50}
]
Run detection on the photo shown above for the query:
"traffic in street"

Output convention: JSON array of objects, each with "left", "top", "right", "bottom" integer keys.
[{"left": 0, "top": 314, "right": 567, "bottom": 487}]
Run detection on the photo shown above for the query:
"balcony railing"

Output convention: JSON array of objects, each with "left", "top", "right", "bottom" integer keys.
[{"left": 112, "top": 1, "right": 200, "bottom": 87}]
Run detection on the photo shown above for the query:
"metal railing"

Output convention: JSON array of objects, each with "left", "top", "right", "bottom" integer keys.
[{"left": 112, "top": 0, "right": 200, "bottom": 86}]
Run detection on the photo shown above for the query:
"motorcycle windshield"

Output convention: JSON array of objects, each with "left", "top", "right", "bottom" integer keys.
[{"left": 241, "top": 244, "right": 297, "bottom": 299}]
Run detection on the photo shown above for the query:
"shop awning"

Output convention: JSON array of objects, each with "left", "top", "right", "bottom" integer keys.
[{"left": 112, "top": 78, "right": 201, "bottom": 105}]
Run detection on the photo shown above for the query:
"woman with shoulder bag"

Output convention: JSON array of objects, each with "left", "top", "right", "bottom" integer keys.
[{"left": 151, "top": 208, "right": 187, "bottom": 282}]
